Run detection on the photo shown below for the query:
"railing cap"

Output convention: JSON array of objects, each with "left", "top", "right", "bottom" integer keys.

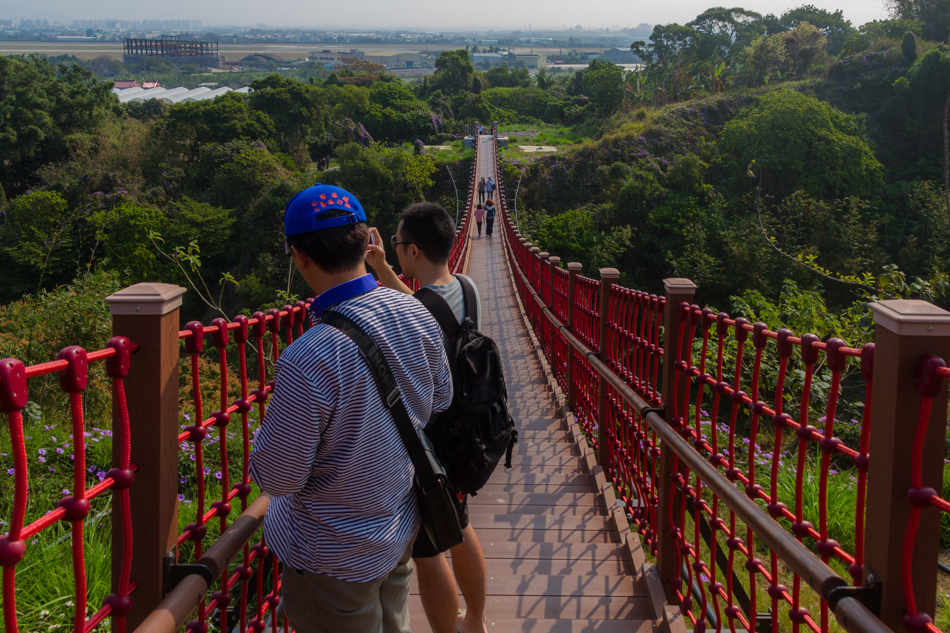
[
  {"left": 549, "top": 256, "right": 561, "bottom": 264},
  {"left": 871, "top": 299, "right": 950, "bottom": 336},
  {"left": 530, "top": 246, "right": 540, "bottom": 254},
  {"left": 539, "top": 252, "right": 549, "bottom": 260},
  {"left": 600, "top": 268, "right": 620, "bottom": 280},
  {"left": 568, "top": 262, "right": 583, "bottom": 272},
  {"left": 663, "top": 277, "right": 698, "bottom": 295},
  {"left": 105, "top": 283, "right": 187, "bottom": 316}
]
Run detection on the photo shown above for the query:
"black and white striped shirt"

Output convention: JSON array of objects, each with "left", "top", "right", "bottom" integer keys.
[{"left": 249, "top": 282, "right": 452, "bottom": 582}]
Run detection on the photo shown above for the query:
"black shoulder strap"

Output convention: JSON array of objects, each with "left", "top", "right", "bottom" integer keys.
[
  {"left": 320, "top": 311, "right": 439, "bottom": 489},
  {"left": 455, "top": 275, "right": 479, "bottom": 327},
  {"left": 414, "top": 287, "right": 461, "bottom": 339}
]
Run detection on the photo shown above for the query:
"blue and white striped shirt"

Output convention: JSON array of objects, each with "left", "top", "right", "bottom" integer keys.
[{"left": 249, "top": 281, "right": 452, "bottom": 582}]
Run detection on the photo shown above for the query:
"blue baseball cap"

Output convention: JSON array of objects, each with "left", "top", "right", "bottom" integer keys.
[{"left": 284, "top": 183, "right": 366, "bottom": 237}]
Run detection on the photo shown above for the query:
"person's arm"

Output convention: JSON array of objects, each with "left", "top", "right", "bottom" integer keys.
[
  {"left": 249, "top": 358, "right": 320, "bottom": 496},
  {"left": 364, "top": 226, "right": 412, "bottom": 294}
]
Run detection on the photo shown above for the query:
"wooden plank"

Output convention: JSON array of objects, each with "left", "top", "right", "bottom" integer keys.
[
  {"left": 457, "top": 540, "right": 627, "bottom": 561},
  {"left": 508, "top": 455, "right": 593, "bottom": 467},
  {"left": 408, "top": 595, "right": 654, "bottom": 620},
  {"left": 408, "top": 616, "right": 655, "bottom": 633},
  {"left": 468, "top": 491, "right": 606, "bottom": 507},
  {"left": 410, "top": 573, "right": 643, "bottom": 597},
  {"left": 472, "top": 514, "right": 612, "bottom": 530},
  {"left": 479, "top": 483, "right": 602, "bottom": 494},
  {"left": 510, "top": 444, "right": 581, "bottom": 455},
  {"left": 485, "top": 472, "right": 595, "bottom": 486},
  {"left": 468, "top": 503, "right": 606, "bottom": 518},
  {"left": 460, "top": 556, "right": 635, "bottom": 576},
  {"left": 477, "top": 526, "right": 618, "bottom": 544}
]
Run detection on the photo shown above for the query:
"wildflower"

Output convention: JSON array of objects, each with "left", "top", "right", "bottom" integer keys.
[
  {"left": 38, "top": 448, "right": 46, "bottom": 456},
  {"left": 6, "top": 468, "right": 14, "bottom": 475},
  {"left": 96, "top": 471, "right": 106, "bottom": 482},
  {"left": 180, "top": 476, "right": 187, "bottom": 484},
  {"left": 215, "top": 471, "right": 222, "bottom": 480},
  {"left": 38, "top": 456, "right": 45, "bottom": 463},
  {"left": 178, "top": 494, "right": 186, "bottom": 502},
  {"left": 56, "top": 448, "right": 64, "bottom": 455}
]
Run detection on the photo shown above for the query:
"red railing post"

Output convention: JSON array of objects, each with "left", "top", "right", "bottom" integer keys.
[
  {"left": 567, "top": 263, "right": 583, "bottom": 411},
  {"left": 539, "top": 252, "right": 550, "bottom": 305},
  {"left": 105, "top": 283, "right": 187, "bottom": 631},
  {"left": 597, "top": 268, "right": 620, "bottom": 468},
  {"left": 519, "top": 238, "right": 528, "bottom": 272},
  {"left": 864, "top": 300, "right": 950, "bottom": 631},
  {"left": 656, "top": 278, "right": 697, "bottom": 602},
  {"left": 529, "top": 247, "right": 540, "bottom": 291},
  {"left": 548, "top": 256, "right": 561, "bottom": 309}
]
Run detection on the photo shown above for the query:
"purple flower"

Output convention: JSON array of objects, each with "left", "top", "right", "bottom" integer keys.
[
  {"left": 38, "top": 449, "right": 46, "bottom": 456},
  {"left": 62, "top": 488, "right": 70, "bottom": 495},
  {"left": 214, "top": 471, "right": 222, "bottom": 480},
  {"left": 180, "top": 476, "right": 187, "bottom": 484},
  {"left": 178, "top": 494, "right": 186, "bottom": 502},
  {"left": 38, "top": 456, "right": 45, "bottom": 463},
  {"left": 6, "top": 468, "right": 14, "bottom": 475},
  {"left": 96, "top": 471, "right": 106, "bottom": 482},
  {"left": 56, "top": 448, "right": 64, "bottom": 455}
]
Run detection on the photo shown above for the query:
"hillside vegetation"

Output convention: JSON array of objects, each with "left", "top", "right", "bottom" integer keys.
[{"left": 0, "top": 2, "right": 948, "bottom": 363}]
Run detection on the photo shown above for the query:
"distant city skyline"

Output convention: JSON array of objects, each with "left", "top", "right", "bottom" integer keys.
[{"left": 4, "top": 0, "right": 891, "bottom": 31}]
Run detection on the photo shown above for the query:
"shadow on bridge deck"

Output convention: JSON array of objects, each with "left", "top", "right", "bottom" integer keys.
[{"left": 407, "top": 135, "right": 668, "bottom": 632}]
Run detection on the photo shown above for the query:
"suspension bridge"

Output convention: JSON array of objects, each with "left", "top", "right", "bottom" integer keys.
[{"left": 2, "top": 130, "right": 950, "bottom": 633}]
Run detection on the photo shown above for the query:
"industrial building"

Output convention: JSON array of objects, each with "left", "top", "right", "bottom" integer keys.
[
  {"left": 309, "top": 49, "right": 365, "bottom": 68},
  {"left": 362, "top": 52, "right": 423, "bottom": 69},
  {"left": 123, "top": 36, "right": 224, "bottom": 69}
]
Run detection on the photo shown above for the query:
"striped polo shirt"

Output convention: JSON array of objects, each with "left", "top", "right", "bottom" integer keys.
[{"left": 249, "top": 279, "right": 452, "bottom": 582}]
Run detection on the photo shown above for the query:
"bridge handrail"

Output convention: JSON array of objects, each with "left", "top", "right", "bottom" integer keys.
[{"left": 491, "top": 146, "right": 950, "bottom": 633}]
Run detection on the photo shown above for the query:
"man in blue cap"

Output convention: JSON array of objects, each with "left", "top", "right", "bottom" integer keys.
[{"left": 249, "top": 183, "right": 453, "bottom": 633}]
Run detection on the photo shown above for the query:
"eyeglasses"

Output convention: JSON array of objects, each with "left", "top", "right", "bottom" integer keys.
[{"left": 390, "top": 235, "right": 414, "bottom": 247}]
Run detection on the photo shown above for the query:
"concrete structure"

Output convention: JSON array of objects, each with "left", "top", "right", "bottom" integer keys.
[
  {"left": 513, "top": 53, "right": 546, "bottom": 68},
  {"left": 471, "top": 52, "right": 505, "bottom": 65},
  {"left": 362, "top": 51, "right": 422, "bottom": 68},
  {"left": 309, "top": 49, "right": 364, "bottom": 68}
]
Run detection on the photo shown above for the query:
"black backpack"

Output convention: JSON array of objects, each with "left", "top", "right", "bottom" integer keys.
[{"left": 415, "top": 276, "right": 517, "bottom": 496}]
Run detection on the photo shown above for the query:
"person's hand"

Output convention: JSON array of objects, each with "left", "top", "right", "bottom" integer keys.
[{"left": 364, "top": 227, "right": 388, "bottom": 270}]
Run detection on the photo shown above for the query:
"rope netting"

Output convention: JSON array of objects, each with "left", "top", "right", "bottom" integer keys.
[
  {"left": 903, "top": 360, "right": 950, "bottom": 633},
  {"left": 176, "top": 304, "right": 313, "bottom": 633},
  {"left": 1, "top": 339, "right": 136, "bottom": 633},
  {"left": 496, "top": 153, "right": 880, "bottom": 633}
]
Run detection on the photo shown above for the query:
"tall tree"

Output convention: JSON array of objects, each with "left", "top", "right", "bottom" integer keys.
[
  {"left": 780, "top": 5, "right": 854, "bottom": 55},
  {"left": 431, "top": 50, "right": 475, "bottom": 94},
  {"left": 687, "top": 7, "right": 765, "bottom": 57}
]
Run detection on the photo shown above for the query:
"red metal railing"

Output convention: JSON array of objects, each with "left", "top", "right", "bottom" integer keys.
[
  {"left": 1, "top": 339, "right": 136, "bottom": 633},
  {"left": 495, "top": 148, "right": 894, "bottom": 633},
  {"left": 174, "top": 304, "right": 312, "bottom": 633}
]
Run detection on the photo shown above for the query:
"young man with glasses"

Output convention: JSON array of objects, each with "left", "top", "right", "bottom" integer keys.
[
  {"left": 250, "top": 184, "right": 453, "bottom": 633},
  {"left": 365, "top": 202, "right": 489, "bottom": 633}
]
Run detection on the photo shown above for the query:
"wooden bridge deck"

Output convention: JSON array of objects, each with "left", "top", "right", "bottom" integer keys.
[{"left": 407, "top": 134, "right": 666, "bottom": 632}]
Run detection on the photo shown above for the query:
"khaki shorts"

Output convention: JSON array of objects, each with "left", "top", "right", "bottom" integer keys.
[{"left": 281, "top": 539, "right": 414, "bottom": 633}]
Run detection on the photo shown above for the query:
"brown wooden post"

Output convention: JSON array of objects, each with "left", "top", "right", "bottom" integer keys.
[
  {"left": 106, "top": 283, "right": 187, "bottom": 631},
  {"left": 539, "top": 252, "right": 550, "bottom": 305},
  {"left": 548, "top": 256, "right": 561, "bottom": 309},
  {"left": 864, "top": 300, "right": 950, "bottom": 631},
  {"left": 567, "top": 263, "right": 583, "bottom": 411},
  {"left": 529, "top": 247, "right": 540, "bottom": 291},
  {"left": 597, "top": 268, "right": 620, "bottom": 468},
  {"left": 656, "top": 278, "right": 697, "bottom": 602}
]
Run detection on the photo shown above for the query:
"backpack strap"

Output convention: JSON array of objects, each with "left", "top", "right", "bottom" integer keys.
[
  {"left": 455, "top": 275, "right": 479, "bottom": 328},
  {"left": 414, "top": 288, "right": 460, "bottom": 339},
  {"left": 320, "top": 310, "right": 442, "bottom": 493}
]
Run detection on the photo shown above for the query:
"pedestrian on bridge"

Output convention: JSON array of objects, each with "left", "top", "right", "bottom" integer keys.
[
  {"left": 474, "top": 203, "right": 485, "bottom": 237},
  {"left": 477, "top": 177, "right": 486, "bottom": 204},
  {"left": 485, "top": 177, "right": 495, "bottom": 199},
  {"left": 249, "top": 183, "right": 453, "bottom": 633},
  {"left": 365, "top": 202, "right": 491, "bottom": 633},
  {"left": 484, "top": 199, "right": 496, "bottom": 237}
]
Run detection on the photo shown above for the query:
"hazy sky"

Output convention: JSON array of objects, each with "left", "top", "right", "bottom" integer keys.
[{"left": 7, "top": 0, "right": 891, "bottom": 31}]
